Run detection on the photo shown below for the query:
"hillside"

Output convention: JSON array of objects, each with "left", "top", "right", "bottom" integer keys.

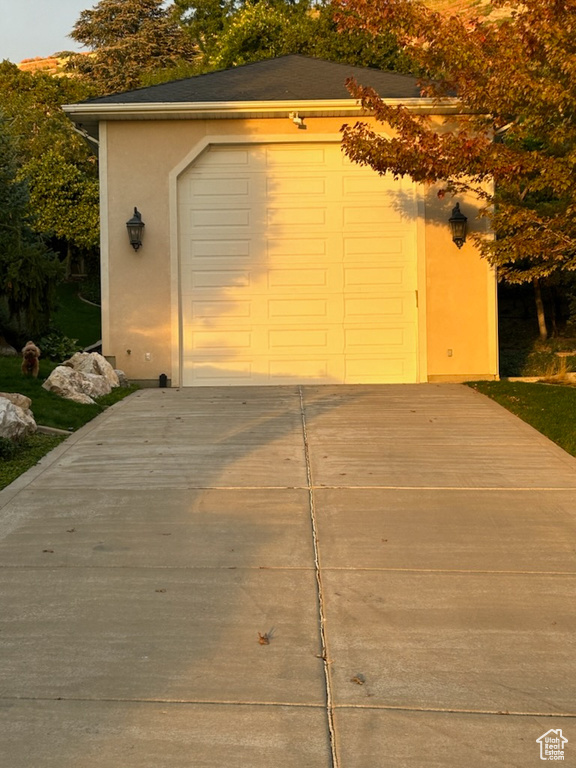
[{"left": 17, "top": 52, "right": 89, "bottom": 77}]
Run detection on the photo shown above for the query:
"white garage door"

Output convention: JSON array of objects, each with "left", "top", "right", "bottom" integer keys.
[{"left": 178, "top": 143, "right": 419, "bottom": 386}]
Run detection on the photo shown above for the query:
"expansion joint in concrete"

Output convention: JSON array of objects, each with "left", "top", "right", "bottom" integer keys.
[
  {"left": 298, "top": 386, "right": 339, "bottom": 768},
  {"left": 334, "top": 703, "right": 576, "bottom": 718}
]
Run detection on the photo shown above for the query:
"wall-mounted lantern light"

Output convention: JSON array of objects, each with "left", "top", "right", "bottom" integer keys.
[
  {"left": 126, "top": 208, "right": 145, "bottom": 251},
  {"left": 448, "top": 203, "right": 467, "bottom": 249}
]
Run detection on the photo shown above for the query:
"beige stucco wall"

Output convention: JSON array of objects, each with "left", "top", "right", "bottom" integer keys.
[
  {"left": 424, "top": 185, "right": 498, "bottom": 381},
  {"left": 100, "top": 115, "right": 497, "bottom": 385}
]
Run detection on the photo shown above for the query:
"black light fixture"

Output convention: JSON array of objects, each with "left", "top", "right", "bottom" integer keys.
[
  {"left": 449, "top": 203, "right": 467, "bottom": 249},
  {"left": 126, "top": 207, "right": 145, "bottom": 251}
]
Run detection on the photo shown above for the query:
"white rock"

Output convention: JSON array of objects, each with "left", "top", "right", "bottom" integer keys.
[
  {"left": 114, "top": 369, "right": 129, "bottom": 387},
  {"left": 65, "top": 352, "right": 119, "bottom": 388},
  {"left": 0, "top": 337, "right": 17, "bottom": 357},
  {"left": 0, "top": 397, "right": 37, "bottom": 440},
  {"left": 83, "top": 372, "right": 112, "bottom": 398},
  {"left": 42, "top": 366, "right": 97, "bottom": 405},
  {"left": 0, "top": 392, "right": 32, "bottom": 411}
]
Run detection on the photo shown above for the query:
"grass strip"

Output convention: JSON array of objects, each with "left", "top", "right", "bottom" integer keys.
[
  {"left": 0, "top": 433, "right": 65, "bottom": 491},
  {"left": 469, "top": 380, "right": 576, "bottom": 458}
]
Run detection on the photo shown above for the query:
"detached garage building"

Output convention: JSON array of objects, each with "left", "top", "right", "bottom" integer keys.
[{"left": 64, "top": 55, "right": 498, "bottom": 387}]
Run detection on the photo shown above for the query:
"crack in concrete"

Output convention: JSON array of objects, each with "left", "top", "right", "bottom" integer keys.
[{"left": 299, "top": 386, "right": 339, "bottom": 768}]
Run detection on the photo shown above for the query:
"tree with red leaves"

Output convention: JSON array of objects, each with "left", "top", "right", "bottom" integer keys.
[{"left": 338, "top": 0, "right": 576, "bottom": 339}]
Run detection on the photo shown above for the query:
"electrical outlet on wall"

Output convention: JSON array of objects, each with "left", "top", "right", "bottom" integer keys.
[{"left": 144, "top": 352, "right": 152, "bottom": 361}]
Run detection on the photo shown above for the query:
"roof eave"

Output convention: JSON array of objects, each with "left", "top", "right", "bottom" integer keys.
[{"left": 62, "top": 97, "right": 463, "bottom": 140}]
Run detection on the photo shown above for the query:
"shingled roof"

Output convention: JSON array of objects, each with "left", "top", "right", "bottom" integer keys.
[{"left": 85, "top": 55, "right": 422, "bottom": 104}]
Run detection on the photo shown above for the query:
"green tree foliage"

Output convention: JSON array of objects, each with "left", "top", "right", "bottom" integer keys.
[
  {"left": 310, "top": 2, "right": 409, "bottom": 70},
  {"left": 0, "top": 117, "right": 62, "bottom": 340},
  {"left": 25, "top": 151, "right": 100, "bottom": 251},
  {"left": 173, "top": 0, "right": 406, "bottom": 71},
  {"left": 209, "top": 2, "right": 313, "bottom": 68},
  {"left": 338, "top": 0, "right": 576, "bottom": 338},
  {"left": 0, "top": 61, "right": 99, "bottom": 258},
  {"left": 66, "top": 0, "right": 198, "bottom": 95},
  {"left": 172, "top": 0, "right": 233, "bottom": 56},
  {"left": 0, "top": 60, "right": 92, "bottom": 162}
]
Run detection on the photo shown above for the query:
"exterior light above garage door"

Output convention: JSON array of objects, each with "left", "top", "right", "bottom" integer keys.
[
  {"left": 126, "top": 208, "right": 145, "bottom": 251},
  {"left": 289, "top": 112, "right": 305, "bottom": 128},
  {"left": 449, "top": 203, "right": 467, "bottom": 249}
]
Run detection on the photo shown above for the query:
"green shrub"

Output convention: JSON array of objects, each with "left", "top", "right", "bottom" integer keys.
[
  {"left": 0, "top": 436, "right": 16, "bottom": 460},
  {"left": 38, "top": 327, "right": 81, "bottom": 362}
]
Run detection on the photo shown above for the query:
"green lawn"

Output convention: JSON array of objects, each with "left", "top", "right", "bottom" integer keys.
[
  {"left": 0, "top": 433, "right": 66, "bottom": 490},
  {"left": 51, "top": 281, "right": 101, "bottom": 348},
  {"left": 0, "top": 356, "right": 137, "bottom": 491},
  {"left": 469, "top": 380, "right": 576, "bottom": 457}
]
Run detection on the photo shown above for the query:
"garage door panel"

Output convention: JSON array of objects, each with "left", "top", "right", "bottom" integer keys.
[
  {"left": 190, "top": 177, "right": 250, "bottom": 197},
  {"left": 266, "top": 176, "right": 327, "bottom": 197},
  {"left": 267, "top": 268, "right": 329, "bottom": 289},
  {"left": 343, "top": 174, "right": 402, "bottom": 196},
  {"left": 179, "top": 143, "right": 419, "bottom": 385},
  {"left": 185, "top": 360, "right": 254, "bottom": 384},
  {"left": 268, "top": 298, "right": 330, "bottom": 320},
  {"left": 343, "top": 205, "right": 405, "bottom": 226},
  {"left": 343, "top": 265, "right": 413, "bottom": 292},
  {"left": 267, "top": 238, "right": 327, "bottom": 259},
  {"left": 186, "top": 239, "right": 252, "bottom": 258},
  {"left": 191, "top": 300, "right": 252, "bottom": 319},
  {"left": 268, "top": 359, "right": 332, "bottom": 380},
  {"left": 266, "top": 206, "right": 327, "bottom": 227},
  {"left": 265, "top": 146, "right": 327, "bottom": 167},
  {"left": 268, "top": 329, "right": 330, "bottom": 349},
  {"left": 343, "top": 236, "right": 412, "bottom": 259},
  {"left": 344, "top": 295, "right": 413, "bottom": 318},
  {"left": 190, "top": 330, "right": 253, "bottom": 350},
  {"left": 189, "top": 208, "right": 251, "bottom": 228},
  {"left": 199, "top": 148, "right": 252, "bottom": 167},
  {"left": 344, "top": 326, "right": 413, "bottom": 350},
  {"left": 181, "top": 266, "right": 256, "bottom": 293},
  {"left": 187, "top": 270, "right": 252, "bottom": 290}
]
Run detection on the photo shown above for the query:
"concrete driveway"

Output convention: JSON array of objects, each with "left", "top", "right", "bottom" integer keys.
[{"left": 0, "top": 384, "right": 575, "bottom": 767}]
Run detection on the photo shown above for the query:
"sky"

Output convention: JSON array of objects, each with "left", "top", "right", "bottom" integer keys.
[
  {"left": 0, "top": 0, "right": 91, "bottom": 63},
  {"left": 0, "top": 0, "right": 171, "bottom": 64}
]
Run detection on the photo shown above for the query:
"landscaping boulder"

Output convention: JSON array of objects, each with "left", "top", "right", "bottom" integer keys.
[
  {"left": 0, "top": 336, "right": 17, "bottom": 357},
  {"left": 42, "top": 352, "right": 122, "bottom": 405},
  {"left": 0, "top": 396, "right": 37, "bottom": 440},
  {"left": 114, "top": 369, "right": 129, "bottom": 387},
  {"left": 42, "top": 366, "right": 111, "bottom": 405},
  {"left": 64, "top": 352, "right": 120, "bottom": 388},
  {"left": 0, "top": 392, "right": 32, "bottom": 411}
]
